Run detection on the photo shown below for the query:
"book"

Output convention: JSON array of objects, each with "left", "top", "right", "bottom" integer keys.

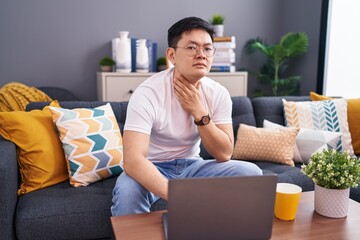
[
  {"left": 130, "top": 38, "right": 137, "bottom": 72},
  {"left": 212, "top": 56, "right": 236, "bottom": 64},
  {"left": 146, "top": 39, "right": 157, "bottom": 72},
  {"left": 210, "top": 64, "right": 236, "bottom": 72},
  {"left": 214, "top": 36, "right": 236, "bottom": 43},
  {"left": 213, "top": 41, "right": 236, "bottom": 49},
  {"left": 213, "top": 49, "right": 236, "bottom": 63},
  {"left": 213, "top": 48, "right": 235, "bottom": 57},
  {"left": 211, "top": 62, "right": 234, "bottom": 67}
]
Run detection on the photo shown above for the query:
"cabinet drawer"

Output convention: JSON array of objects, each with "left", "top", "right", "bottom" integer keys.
[{"left": 104, "top": 77, "right": 144, "bottom": 101}]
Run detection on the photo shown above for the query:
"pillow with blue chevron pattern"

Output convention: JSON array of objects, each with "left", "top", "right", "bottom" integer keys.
[
  {"left": 282, "top": 99, "right": 355, "bottom": 157},
  {"left": 49, "top": 103, "right": 123, "bottom": 187}
]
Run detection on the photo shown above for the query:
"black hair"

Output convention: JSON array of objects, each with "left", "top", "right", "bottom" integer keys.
[{"left": 167, "top": 16, "right": 214, "bottom": 47}]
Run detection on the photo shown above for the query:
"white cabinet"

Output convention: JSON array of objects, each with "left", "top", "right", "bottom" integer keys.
[{"left": 97, "top": 72, "right": 247, "bottom": 101}]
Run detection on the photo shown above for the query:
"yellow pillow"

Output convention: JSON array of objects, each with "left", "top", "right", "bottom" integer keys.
[
  {"left": 310, "top": 91, "right": 360, "bottom": 155},
  {"left": 0, "top": 101, "right": 68, "bottom": 195},
  {"left": 232, "top": 124, "right": 299, "bottom": 166}
]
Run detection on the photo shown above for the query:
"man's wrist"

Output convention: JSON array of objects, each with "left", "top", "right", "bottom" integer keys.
[{"left": 194, "top": 114, "right": 211, "bottom": 126}]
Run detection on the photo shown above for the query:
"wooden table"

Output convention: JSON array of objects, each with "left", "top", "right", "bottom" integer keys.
[{"left": 111, "top": 191, "right": 360, "bottom": 240}]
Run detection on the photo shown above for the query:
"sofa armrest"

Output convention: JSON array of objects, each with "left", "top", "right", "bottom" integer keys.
[{"left": 0, "top": 136, "right": 18, "bottom": 239}]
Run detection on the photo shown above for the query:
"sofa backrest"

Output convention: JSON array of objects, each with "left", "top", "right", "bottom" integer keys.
[
  {"left": 251, "top": 96, "right": 311, "bottom": 127},
  {"left": 27, "top": 96, "right": 255, "bottom": 160},
  {"left": 27, "top": 96, "right": 312, "bottom": 159}
]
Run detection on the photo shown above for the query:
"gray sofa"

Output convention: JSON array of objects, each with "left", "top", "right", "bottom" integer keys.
[{"left": 1, "top": 96, "right": 359, "bottom": 240}]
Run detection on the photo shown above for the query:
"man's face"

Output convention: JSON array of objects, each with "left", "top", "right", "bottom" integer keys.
[{"left": 168, "top": 29, "right": 214, "bottom": 84}]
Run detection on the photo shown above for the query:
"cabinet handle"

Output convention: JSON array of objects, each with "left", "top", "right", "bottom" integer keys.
[{"left": 129, "top": 90, "right": 134, "bottom": 94}]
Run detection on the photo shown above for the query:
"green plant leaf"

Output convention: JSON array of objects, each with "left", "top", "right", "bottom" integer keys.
[
  {"left": 210, "top": 14, "right": 224, "bottom": 25},
  {"left": 99, "top": 56, "right": 115, "bottom": 66},
  {"left": 244, "top": 38, "right": 272, "bottom": 56},
  {"left": 280, "top": 32, "right": 309, "bottom": 57}
]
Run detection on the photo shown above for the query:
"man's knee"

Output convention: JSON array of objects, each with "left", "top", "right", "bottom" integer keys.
[
  {"left": 228, "top": 160, "right": 263, "bottom": 176},
  {"left": 111, "top": 173, "right": 148, "bottom": 216}
]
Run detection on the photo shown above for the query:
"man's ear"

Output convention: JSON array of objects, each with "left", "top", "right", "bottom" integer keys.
[{"left": 166, "top": 47, "right": 176, "bottom": 66}]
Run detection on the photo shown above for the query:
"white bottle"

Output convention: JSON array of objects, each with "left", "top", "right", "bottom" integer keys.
[
  {"left": 116, "top": 31, "right": 132, "bottom": 73},
  {"left": 136, "top": 39, "right": 149, "bottom": 73}
]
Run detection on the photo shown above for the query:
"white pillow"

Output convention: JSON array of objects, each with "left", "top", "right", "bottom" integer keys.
[{"left": 263, "top": 120, "right": 341, "bottom": 164}]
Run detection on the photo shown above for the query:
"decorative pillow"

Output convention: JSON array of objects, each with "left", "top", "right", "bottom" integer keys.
[
  {"left": 232, "top": 123, "right": 299, "bottom": 166},
  {"left": 310, "top": 91, "right": 360, "bottom": 155},
  {"left": 0, "top": 101, "right": 68, "bottom": 195},
  {"left": 282, "top": 98, "right": 354, "bottom": 157},
  {"left": 263, "top": 119, "right": 341, "bottom": 164},
  {"left": 49, "top": 103, "right": 123, "bottom": 187}
]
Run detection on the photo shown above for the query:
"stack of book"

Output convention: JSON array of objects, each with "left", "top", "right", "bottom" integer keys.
[
  {"left": 211, "top": 36, "right": 236, "bottom": 72},
  {"left": 112, "top": 37, "right": 157, "bottom": 72}
]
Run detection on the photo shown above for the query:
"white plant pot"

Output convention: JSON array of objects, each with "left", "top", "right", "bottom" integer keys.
[
  {"left": 213, "top": 24, "right": 224, "bottom": 37},
  {"left": 314, "top": 184, "right": 349, "bottom": 218}
]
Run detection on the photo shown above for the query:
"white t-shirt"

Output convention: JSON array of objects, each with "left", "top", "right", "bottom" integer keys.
[{"left": 124, "top": 67, "right": 232, "bottom": 162}]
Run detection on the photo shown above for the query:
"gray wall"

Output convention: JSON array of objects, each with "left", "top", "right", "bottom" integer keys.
[{"left": 0, "top": 0, "right": 322, "bottom": 100}]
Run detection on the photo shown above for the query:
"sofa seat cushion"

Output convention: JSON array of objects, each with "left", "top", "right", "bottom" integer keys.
[
  {"left": 15, "top": 177, "right": 117, "bottom": 240},
  {"left": 15, "top": 175, "right": 167, "bottom": 240},
  {"left": 350, "top": 185, "right": 360, "bottom": 203},
  {"left": 252, "top": 161, "right": 314, "bottom": 192}
]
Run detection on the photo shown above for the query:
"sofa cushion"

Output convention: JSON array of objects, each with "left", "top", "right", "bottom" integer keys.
[
  {"left": 263, "top": 120, "right": 341, "bottom": 164},
  {"left": 233, "top": 123, "right": 299, "bottom": 166},
  {"left": 283, "top": 98, "right": 354, "bottom": 157},
  {"left": 310, "top": 91, "right": 360, "bottom": 155},
  {"left": 0, "top": 101, "right": 68, "bottom": 195},
  {"left": 49, "top": 103, "right": 123, "bottom": 187}
]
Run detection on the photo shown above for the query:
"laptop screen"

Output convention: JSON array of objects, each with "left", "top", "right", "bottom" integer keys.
[{"left": 165, "top": 175, "right": 277, "bottom": 240}]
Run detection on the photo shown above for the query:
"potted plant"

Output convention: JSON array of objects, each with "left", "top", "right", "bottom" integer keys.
[
  {"left": 209, "top": 14, "right": 224, "bottom": 37},
  {"left": 244, "top": 32, "right": 309, "bottom": 96},
  {"left": 301, "top": 149, "right": 360, "bottom": 218},
  {"left": 157, "top": 57, "right": 167, "bottom": 72},
  {"left": 99, "top": 56, "right": 115, "bottom": 72}
]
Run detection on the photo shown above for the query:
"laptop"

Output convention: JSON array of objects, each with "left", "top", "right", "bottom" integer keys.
[{"left": 163, "top": 175, "right": 277, "bottom": 240}]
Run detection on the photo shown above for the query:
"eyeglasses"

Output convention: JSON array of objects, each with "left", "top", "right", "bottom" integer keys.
[{"left": 173, "top": 44, "right": 216, "bottom": 57}]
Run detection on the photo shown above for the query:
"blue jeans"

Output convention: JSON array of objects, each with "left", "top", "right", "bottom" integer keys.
[{"left": 111, "top": 158, "right": 262, "bottom": 216}]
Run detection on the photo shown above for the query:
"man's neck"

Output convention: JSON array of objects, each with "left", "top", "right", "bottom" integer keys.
[{"left": 173, "top": 69, "right": 204, "bottom": 85}]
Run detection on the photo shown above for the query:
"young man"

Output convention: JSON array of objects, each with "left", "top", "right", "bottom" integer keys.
[{"left": 111, "top": 16, "right": 262, "bottom": 216}]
